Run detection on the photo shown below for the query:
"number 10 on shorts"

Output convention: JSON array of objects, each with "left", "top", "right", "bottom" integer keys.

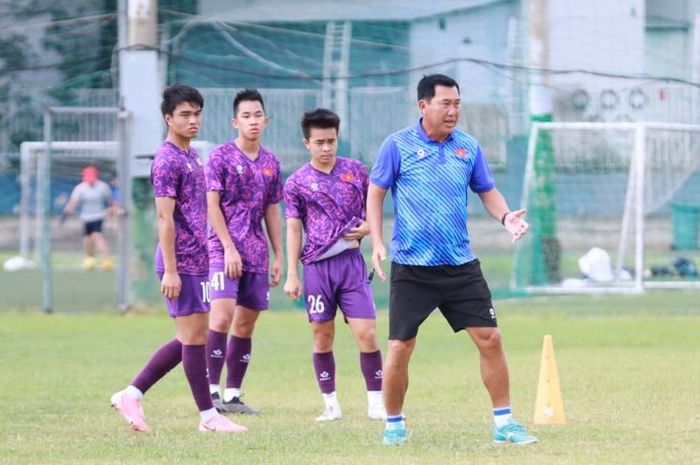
[{"left": 307, "top": 294, "right": 325, "bottom": 314}]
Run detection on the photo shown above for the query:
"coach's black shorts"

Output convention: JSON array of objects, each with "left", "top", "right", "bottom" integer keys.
[
  {"left": 83, "top": 220, "right": 103, "bottom": 236},
  {"left": 389, "top": 259, "right": 497, "bottom": 340}
]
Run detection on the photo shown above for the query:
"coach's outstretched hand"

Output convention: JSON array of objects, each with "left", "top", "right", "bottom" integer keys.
[
  {"left": 504, "top": 209, "right": 529, "bottom": 242},
  {"left": 371, "top": 242, "right": 387, "bottom": 281}
]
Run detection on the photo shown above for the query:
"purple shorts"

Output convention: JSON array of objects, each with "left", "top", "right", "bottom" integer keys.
[
  {"left": 303, "top": 248, "right": 376, "bottom": 323},
  {"left": 157, "top": 273, "right": 210, "bottom": 318},
  {"left": 208, "top": 264, "right": 270, "bottom": 310}
]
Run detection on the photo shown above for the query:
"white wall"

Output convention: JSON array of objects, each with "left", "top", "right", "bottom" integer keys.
[
  {"left": 409, "top": 1, "right": 518, "bottom": 96},
  {"left": 547, "top": 0, "right": 646, "bottom": 86}
]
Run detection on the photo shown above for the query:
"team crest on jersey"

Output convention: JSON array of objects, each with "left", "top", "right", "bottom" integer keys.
[
  {"left": 417, "top": 148, "right": 426, "bottom": 159},
  {"left": 311, "top": 182, "right": 319, "bottom": 191},
  {"left": 236, "top": 165, "right": 244, "bottom": 174},
  {"left": 262, "top": 167, "right": 274, "bottom": 177},
  {"left": 455, "top": 148, "right": 468, "bottom": 158},
  {"left": 341, "top": 172, "right": 355, "bottom": 182}
]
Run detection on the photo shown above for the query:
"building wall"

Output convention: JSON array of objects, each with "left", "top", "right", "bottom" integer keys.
[
  {"left": 409, "top": 1, "right": 519, "bottom": 94},
  {"left": 548, "top": 0, "right": 645, "bottom": 86}
]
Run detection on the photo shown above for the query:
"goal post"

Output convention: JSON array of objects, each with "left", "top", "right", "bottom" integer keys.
[
  {"left": 513, "top": 121, "right": 700, "bottom": 294},
  {"left": 14, "top": 124, "right": 215, "bottom": 312}
]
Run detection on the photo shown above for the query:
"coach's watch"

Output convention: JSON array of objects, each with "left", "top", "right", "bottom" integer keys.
[{"left": 500, "top": 211, "right": 510, "bottom": 226}]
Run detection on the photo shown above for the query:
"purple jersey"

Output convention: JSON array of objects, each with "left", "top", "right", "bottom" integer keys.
[
  {"left": 284, "top": 157, "right": 369, "bottom": 265},
  {"left": 151, "top": 141, "right": 208, "bottom": 275},
  {"left": 205, "top": 141, "right": 283, "bottom": 273}
]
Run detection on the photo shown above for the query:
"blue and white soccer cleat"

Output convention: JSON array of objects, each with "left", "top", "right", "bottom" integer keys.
[
  {"left": 382, "top": 427, "right": 409, "bottom": 446},
  {"left": 492, "top": 420, "right": 538, "bottom": 445}
]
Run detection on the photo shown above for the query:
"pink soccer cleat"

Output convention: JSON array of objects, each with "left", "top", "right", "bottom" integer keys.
[
  {"left": 110, "top": 390, "right": 149, "bottom": 432},
  {"left": 199, "top": 413, "right": 248, "bottom": 433}
]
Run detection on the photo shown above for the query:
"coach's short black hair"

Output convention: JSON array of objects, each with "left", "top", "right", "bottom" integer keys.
[
  {"left": 160, "top": 84, "right": 204, "bottom": 116},
  {"left": 301, "top": 108, "right": 340, "bottom": 139},
  {"left": 233, "top": 89, "right": 265, "bottom": 116},
  {"left": 417, "top": 74, "right": 460, "bottom": 101}
]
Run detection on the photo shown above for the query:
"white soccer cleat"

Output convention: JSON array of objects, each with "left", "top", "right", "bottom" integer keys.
[{"left": 315, "top": 404, "right": 342, "bottom": 422}]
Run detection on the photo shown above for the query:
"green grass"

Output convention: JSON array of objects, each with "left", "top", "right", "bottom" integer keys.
[
  {"left": 1, "top": 292, "right": 700, "bottom": 464},
  {"left": 0, "top": 248, "right": 519, "bottom": 312}
]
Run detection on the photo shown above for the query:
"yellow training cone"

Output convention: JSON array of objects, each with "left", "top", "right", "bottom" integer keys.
[{"left": 533, "top": 335, "right": 566, "bottom": 424}]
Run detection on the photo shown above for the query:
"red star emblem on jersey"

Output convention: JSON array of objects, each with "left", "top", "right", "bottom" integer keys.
[
  {"left": 262, "top": 167, "right": 274, "bottom": 177},
  {"left": 341, "top": 172, "right": 355, "bottom": 182},
  {"left": 455, "top": 148, "right": 468, "bottom": 158}
]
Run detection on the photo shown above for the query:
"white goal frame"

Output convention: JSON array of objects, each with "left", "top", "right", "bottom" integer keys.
[{"left": 514, "top": 121, "right": 700, "bottom": 294}]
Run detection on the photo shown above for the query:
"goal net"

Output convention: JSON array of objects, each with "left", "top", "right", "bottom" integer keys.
[{"left": 512, "top": 122, "right": 700, "bottom": 294}]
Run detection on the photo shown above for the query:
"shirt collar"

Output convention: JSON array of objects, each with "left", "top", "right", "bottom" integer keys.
[
  {"left": 415, "top": 118, "right": 455, "bottom": 144},
  {"left": 164, "top": 140, "right": 194, "bottom": 157}
]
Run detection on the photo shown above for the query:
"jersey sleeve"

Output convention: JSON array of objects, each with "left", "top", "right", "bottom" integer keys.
[
  {"left": 151, "top": 156, "right": 178, "bottom": 198},
  {"left": 268, "top": 162, "right": 283, "bottom": 204},
  {"left": 370, "top": 137, "right": 400, "bottom": 189},
  {"left": 469, "top": 145, "right": 495, "bottom": 193},
  {"left": 283, "top": 178, "right": 305, "bottom": 219},
  {"left": 205, "top": 150, "right": 225, "bottom": 192}
]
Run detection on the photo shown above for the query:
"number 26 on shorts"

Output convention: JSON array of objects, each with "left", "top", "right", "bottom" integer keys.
[{"left": 307, "top": 294, "right": 325, "bottom": 314}]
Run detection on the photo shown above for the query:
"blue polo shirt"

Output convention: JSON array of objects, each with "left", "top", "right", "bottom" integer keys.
[{"left": 370, "top": 120, "right": 495, "bottom": 266}]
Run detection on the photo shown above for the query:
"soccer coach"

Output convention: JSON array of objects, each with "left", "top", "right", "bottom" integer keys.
[{"left": 367, "top": 74, "right": 536, "bottom": 446}]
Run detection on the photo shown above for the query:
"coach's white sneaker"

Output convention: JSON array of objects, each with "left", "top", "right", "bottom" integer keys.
[{"left": 315, "top": 404, "right": 342, "bottom": 422}]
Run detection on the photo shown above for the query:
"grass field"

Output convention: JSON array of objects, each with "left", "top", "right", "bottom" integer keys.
[{"left": 1, "top": 292, "right": 699, "bottom": 465}]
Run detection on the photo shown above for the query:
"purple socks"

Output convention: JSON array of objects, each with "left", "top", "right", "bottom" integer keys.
[
  {"left": 313, "top": 351, "right": 336, "bottom": 394},
  {"left": 226, "top": 336, "right": 252, "bottom": 389},
  {"left": 182, "top": 344, "right": 214, "bottom": 411},
  {"left": 360, "top": 350, "right": 383, "bottom": 391},
  {"left": 132, "top": 338, "right": 182, "bottom": 394},
  {"left": 205, "top": 330, "right": 228, "bottom": 386}
]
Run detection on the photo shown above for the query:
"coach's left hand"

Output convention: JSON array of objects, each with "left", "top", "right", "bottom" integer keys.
[{"left": 504, "top": 209, "right": 529, "bottom": 242}]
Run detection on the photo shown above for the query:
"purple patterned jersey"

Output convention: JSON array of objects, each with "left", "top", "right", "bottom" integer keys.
[
  {"left": 284, "top": 157, "right": 369, "bottom": 265},
  {"left": 206, "top": 141, "right": 283, "bottom": 273},
  {"left": 151, "top": 141, "right": 208, "bottom": 275}
]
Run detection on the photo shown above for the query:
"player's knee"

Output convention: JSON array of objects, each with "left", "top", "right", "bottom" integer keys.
[
  {"left": 476, "top": 329, "right": 503, "bottom": 352},
  {"left": 387, "top": 339, "right": 414, "bottom": 361},
  {"left": 233, "top": 318, "right": 256, "bottom": 337},
  {"left": 356, "top": 326, "right": 377, "bottom": 348},
  {"left": 312, "top": 330, "right": 334, "bottom": 352}
]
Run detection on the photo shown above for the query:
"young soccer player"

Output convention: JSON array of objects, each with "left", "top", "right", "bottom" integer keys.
[
  {"left": 283, "top": 108, "right": 385, "bottom": 422},
  {"left": 110, "top": 84, "right": 246, "bottom": 433},
  {"left": 368, "top": 74, "right": 536, "bottom": 445},
  {"left": 205, "top": 89, "right": 283, "bottom": 414}
]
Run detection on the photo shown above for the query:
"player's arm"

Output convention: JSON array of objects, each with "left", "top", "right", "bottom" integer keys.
[
  {"left": 344, "top": 165, "right": 370, "bottom": 241},
  {"left": 63, "top": 184, "right": 81, "bottom": 216},
  {"left": 477, "top": 188, "right": 528, "bottom": 242},
  {"left": 367, "top": 183, "right": 388, "bottom": 281},
  {"left": 283, "top": 217, "right": 303, "bottom": 299},
  {"left": 207, "top": 190, "right": 242, "bottom": 279},
  {"left": 264, "top": 203, "right": 283, "bottom": 287},
  {"left": 155, "top": 196, "right": 181, "bottom": 299}
]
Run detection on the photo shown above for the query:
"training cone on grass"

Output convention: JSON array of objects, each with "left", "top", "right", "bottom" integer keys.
[{"left": 533, "top": 335, "right": 566, "bottom": 425}]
